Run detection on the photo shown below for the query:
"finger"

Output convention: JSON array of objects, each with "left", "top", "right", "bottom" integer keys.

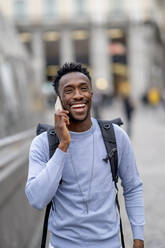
[
  {"left": 54, "top": 111, "right": 68, "bottom": 120},
  {"left": 65, "top": 117, "right": 70, "bottom": 126},
  {"left": 61, "top": 116, "right": 70, "bottom": 126},
  {"left": 55, "top": 109, "right": 69, "bottom": 115},
  {"left": 55, "top": 113, "right": 70, "bottom": 126}
]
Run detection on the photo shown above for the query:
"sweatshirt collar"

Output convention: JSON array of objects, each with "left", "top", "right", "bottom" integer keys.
[{"left": 69, "top": 118, "right": 96, "bottom": 140}]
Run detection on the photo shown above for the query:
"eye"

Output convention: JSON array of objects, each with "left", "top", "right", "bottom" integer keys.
[
  {"left": 81, "top": 86, "right": 88, "bottom": 91},
  {"left": 64, "top": 88, "right": 73, "bottom": 94}
]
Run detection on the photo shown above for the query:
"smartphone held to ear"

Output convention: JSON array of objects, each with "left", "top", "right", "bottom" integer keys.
[{"left": 55, "top": 96, "right": 63, "bottom": 111}]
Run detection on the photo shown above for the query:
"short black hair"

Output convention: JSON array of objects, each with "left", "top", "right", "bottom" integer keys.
[{"left": 53, "top": 62, "right": 91, "bottom": 95}]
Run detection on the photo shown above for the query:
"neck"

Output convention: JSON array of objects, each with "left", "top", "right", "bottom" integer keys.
[{"left": 68, "top": 118, "right": 92, "bottom": 132}]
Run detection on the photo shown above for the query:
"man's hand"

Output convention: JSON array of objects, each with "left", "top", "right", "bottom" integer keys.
[
  {"left": 54, "top": 110, "right": 71, "bottom": 152},
  {"left": 133, "top": 239, "right": 144, "bottom": 248}
]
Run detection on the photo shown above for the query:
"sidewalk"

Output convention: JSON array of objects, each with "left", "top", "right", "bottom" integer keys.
[{"left": 101, "top": 101, "right": 165, "bottom": 247}]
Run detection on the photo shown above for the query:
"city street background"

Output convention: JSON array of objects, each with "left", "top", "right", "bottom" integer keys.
[{"left": 1, "top": 0, "right": 165, "bottom": 247}]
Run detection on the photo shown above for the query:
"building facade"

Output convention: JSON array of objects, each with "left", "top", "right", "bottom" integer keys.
[
  {"left": 0, "top": 0, "right": 164, "bottom": 101},
  {"left": 0, "top": 11, "right": 44, "bottom": 137}
]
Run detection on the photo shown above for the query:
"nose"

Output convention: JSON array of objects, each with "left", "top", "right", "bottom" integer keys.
[{"left": 73, "top": 88, "right": 83, "bottom": 99}]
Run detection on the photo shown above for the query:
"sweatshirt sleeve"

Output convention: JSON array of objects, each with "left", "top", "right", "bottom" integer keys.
[
  {"left": 25, "top": 132, "right": 67, "bottom": 210},
  {"left": 114, "top": 125, "right": 145, "bottom": 241}
]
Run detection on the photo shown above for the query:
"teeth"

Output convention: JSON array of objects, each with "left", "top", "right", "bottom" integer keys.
[{"left": 72, "top": 104, "right": 85, "bottom": 108}]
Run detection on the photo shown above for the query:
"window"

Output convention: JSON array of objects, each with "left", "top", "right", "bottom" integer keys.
[
  {"left": 114, "top": 0, "right": 123, "bottom": 10},
  {"left": 75, "top": 0, "right": 85, "bottom": 16},
  {"left": 73, "top": 30, "right": 89, "bottom": 65},
  {"left": 110, "top": 0, "right": 123, "bottom": 14},
  {"left": 14, "top": 0, "right": 27, "bottom": 18},
  {"left": 43, "top": 0, "right": 57, "bottom": 17}
]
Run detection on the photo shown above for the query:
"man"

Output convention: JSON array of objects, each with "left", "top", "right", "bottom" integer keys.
[{"left": 25, "top": 62, "right": 144, "bottom": 248}]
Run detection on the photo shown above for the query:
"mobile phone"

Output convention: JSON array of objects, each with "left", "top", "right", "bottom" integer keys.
[{"left": 55, "top": 96, "right": 63, "bottom": 111}]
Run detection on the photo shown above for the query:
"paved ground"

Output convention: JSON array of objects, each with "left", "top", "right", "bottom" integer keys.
[{"left": 101, "top": 100, "right": 165, "bottom": 247}]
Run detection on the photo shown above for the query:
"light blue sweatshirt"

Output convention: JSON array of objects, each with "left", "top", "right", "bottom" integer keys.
[{"left": 25, "top": 118, "right": 144, "bottom": 248}]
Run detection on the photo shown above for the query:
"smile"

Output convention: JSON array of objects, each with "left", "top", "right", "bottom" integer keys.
[
  {"left": 70, "top": 103, "right": 87, "bottom": 114},
  {"left": 71, "top": 104, "right": 86, "bottom": 109}
]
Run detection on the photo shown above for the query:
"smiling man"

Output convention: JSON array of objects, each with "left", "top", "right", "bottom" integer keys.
[
  {"left": 25, "top": 62, "right": 144, "bottom": 248},
  {"left": 58, "top": 71, "right": 93, "bottom": 128}
]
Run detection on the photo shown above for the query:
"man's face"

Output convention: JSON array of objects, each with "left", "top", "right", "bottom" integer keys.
[{"left": 58, "top": 72, "right": 93, "bottom": 122}]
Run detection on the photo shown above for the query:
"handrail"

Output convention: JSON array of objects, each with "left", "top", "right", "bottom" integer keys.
[
  {"left": 0, "top": 128, "right": 35, "bottom": 149},
  {"left": 0, "top": 143, "right": 29, "bottom": 169}
]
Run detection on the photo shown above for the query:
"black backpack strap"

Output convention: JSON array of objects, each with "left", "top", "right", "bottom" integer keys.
[
  {"left": 41, "top": 202, "right": 52, "bottom": 248},
  {"left": 97, "top": 119, "right": 125, "bottom": 248},
  {"left": 41, "top": 129, "right": 59, "bottom": 248},
  {"left": 97, "top": 119, "right": 119, "bottom": 183},
  {"left": 36, "top": 123, "right": 53, "bottom": 136},
  {"left": 116, "top": 195, "right": 125, "bottom": 248},
  {"left": 47, "top": 128, "right": 59, "bottom": 158}
]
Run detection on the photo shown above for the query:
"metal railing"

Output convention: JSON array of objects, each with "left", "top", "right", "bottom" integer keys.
[
  {"left": 0, "top": 127, "right": 43, "bottom": 248},
  {"left": 0, "top": 128, "right": 34, "bottom": 149},
  {"left": 0, "top": 128, "right": 35, "bottom": 170}
]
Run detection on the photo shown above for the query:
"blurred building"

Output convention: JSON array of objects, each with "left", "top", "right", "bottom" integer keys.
[
  {"left": 0, "top": 11, "right": 44, "bottom": 138},
  {"left": 0, "top": 0, "right": 165, "bottom": 101}
]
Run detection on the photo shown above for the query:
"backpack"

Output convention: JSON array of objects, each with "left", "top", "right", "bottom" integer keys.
[{"left": 36, "top": 118, "right": 125, "bottom": 248}]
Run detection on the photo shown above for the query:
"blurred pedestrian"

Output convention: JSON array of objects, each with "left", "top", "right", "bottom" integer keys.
[
  {"left": 147, "top": 87, "right": 160, "bottom": 106},
  {"left": 118, "top": 80, "right": 135, "bottom": 137},
  {"left": 123, "top": 96, "right": 135, "bottom": 137},
  {"left": 161, "top": 88, "right": 165, "bottom": 110}
]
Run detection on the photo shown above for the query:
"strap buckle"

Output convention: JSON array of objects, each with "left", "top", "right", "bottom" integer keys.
[
  {"left": 49, "top": 130, "right": 55, "bottom": 135},
  {"left": 103, "top": 148, "right": 117, "bottom": 163},
  {"left": 103, "top": 123, "right": 111, "bottom": 130},
  {"left": 109, "top": 148, "right": 117, "bottom": 159}
]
